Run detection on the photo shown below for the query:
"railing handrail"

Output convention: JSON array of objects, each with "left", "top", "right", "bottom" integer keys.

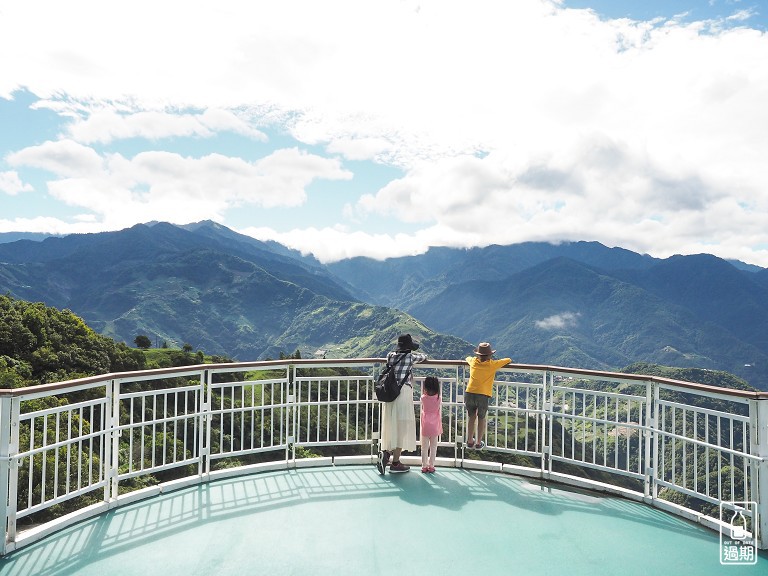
[{"left": 2, "top": 358, "right": 767, "bottom": 399}]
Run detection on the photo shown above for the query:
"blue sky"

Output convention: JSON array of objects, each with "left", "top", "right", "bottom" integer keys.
[
  {"left": 567, "top": 0, "right": 766, "bottom": 27},
  {"left": 1, "top": 0, "right": 767, "bottom": 265}
]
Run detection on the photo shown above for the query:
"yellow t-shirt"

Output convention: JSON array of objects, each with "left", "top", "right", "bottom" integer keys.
[{"left": 465, "top": 356, "right": 511, "bottom": 397}]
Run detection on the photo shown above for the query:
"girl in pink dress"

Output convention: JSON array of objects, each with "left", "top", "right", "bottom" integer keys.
[{"left": 420, "top": 376, "right": 443, "bottom": 473}]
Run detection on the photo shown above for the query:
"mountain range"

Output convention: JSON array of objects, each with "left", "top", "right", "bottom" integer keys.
[
  {"left": 0, "top": 222, "right": 469, "bottom": 360},
  {"left": 1, "top": 221, "right": 766, "bottom": 390},
  {"left": 328, "top": 242, "right": 768, "bottom": 389}
]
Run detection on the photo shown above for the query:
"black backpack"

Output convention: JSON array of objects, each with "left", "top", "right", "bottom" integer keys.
[{"left": 374, "top": 352, "right": 409, "bottom": 402}]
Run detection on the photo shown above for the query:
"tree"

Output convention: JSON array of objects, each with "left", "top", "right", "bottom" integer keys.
[
  {"left": 134, "top": 335, "right": 152, "bottom": 349},
  {"left": 0, "top": 294, "right": 145, "bottom": 386}
]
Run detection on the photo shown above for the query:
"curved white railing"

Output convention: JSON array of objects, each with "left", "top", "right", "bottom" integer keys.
[{"left": 1, "top": 358, "right": 766, "bottom": 555}]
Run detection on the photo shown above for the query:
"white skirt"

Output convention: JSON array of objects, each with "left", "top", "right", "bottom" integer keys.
[{"left": 381, "top": 384, "right": 417, "bottom": 452}]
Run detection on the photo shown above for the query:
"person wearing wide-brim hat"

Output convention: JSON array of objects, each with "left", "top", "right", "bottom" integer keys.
[
  {"left": 377, "top": 334, "right": 427, "bottom": 474},
  {"left": 464, "top": 342, "right": 511, "bottom": 450}
]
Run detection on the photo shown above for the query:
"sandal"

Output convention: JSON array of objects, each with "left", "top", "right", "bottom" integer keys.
[
  {"left": 421, "top": 466, "right": 429, "bottom": 473},
  {"left": 475, "top": 440, "right": 485, "bottom": 450}
]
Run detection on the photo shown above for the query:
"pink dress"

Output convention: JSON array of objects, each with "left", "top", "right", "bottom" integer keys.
[{"left": 420, "top": 393, "right": 443, "bottom": 437}]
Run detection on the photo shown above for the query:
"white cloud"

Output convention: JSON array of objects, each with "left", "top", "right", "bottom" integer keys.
[
  {"left": 1, "top": 1, "right": 768, "bottom": 265},
  {"left": 727, "top": 9, "right": 756, "bottom": 23},
  {"left": 0, "top": 216, "right": 97, "bottom": 235},
  {"left": 536, "top": 312, "right": 581, "bottom": 331},
  {"left": 0, "top": 171, "right": 33, "bottom": 195},
  {"left": 7, "top": 143, "right": 352, "bottom": 229},
  {"left": 240, "top": 221, "right": 485, "bottom": 263},
  {"left": 64, "top": 108, "right": 267, "bottom": 144},
  {"left": 351, "top": 126, "right": 768, "bottom": 265},
  {"left": 8, "top": 140, "right": 103, "bottom": 178},
  {"left": 326, "top": 137, "right": 396, "bottom": 162}
]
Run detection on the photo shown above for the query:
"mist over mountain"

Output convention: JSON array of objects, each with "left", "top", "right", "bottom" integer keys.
[{"left": 1, "top": 222, "right": 766, "bottom": 389}]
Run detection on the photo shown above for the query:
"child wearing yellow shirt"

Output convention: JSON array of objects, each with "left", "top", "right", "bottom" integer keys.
[{"left": 464, "top": 342, "right": 511, "bottom": 450}]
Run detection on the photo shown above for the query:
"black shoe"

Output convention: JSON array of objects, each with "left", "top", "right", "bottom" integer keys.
[{"left": 377, "top": 450, "right": 390, "bottom": 475}]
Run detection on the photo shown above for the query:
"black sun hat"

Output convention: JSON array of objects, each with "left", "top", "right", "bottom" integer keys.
[{"left": 397, "top": 333, "right": 420, "bottom": 351}]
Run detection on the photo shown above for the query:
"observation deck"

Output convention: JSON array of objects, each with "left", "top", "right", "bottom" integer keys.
[{"left": 1, "top": 359, "right": 767, "bottom": 574}]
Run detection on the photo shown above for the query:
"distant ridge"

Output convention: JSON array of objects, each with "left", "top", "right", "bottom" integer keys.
[
  {"left": 0, "top": 232, "right": 60, "bottom": 244},
  {"left": 327, "top": 240, "right": 661, "bottom": 308}
]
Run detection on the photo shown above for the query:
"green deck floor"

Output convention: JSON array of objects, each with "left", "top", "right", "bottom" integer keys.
[{"left": 1, "top": 465, "right": 765, "bottom": 575}]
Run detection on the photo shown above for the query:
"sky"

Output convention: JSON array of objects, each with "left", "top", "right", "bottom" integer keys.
[{"left": 1, "top": 0, "right": 768, "bottom": 265}]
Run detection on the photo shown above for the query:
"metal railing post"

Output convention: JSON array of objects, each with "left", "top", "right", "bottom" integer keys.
[
  {"left": 109, "top": 379, "right": 121, "bottom": 501},
  {"left": 455, "top": 364, "right": 462, "bottom": 462},
  {"left": 5, "top": 397, "right": 20, "bottom": 544},
  {"left": 287, "top": 365, "right": 295, "bottom": 463},
  {"left": 197, "top": 370, "right": 208, "bottom": 476},
  {"left": 650, "top": 383, "right": 660, "bottom": 500},
  {"left": 643, "top": 380, "right": 654, "bottom": 499},
  {"left": 750, "top": 398, "right": 768, "bottom": 549},
  {"left": 0, "top": 395, "right": 12, "bottom": 555},
  {"left": 543, "top": 370, "right": 553, "bottom": 475},
  {"left": 103, "top": 379, "right": 114, "bottom": 504}
]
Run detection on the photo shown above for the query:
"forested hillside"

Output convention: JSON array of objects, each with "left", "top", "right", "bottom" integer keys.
[{"left": 0, "top": 294, "right": 145, "bottom": 387}]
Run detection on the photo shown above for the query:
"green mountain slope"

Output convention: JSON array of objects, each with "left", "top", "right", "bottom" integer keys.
[
  {"left": 270, "top": 300, "right": 469, "bottom": 359},
  {"left": 409, "top": 257, "right": 768, "bottom": 388},
  {"left": 0, "top": 223, "right": 470, "bottom": 360},
  {"left": 615, "top": 253, "right": 768, "bottom": 349}
]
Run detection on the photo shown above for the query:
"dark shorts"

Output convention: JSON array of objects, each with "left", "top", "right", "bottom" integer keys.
[{"left": 465, "top": 392, "right": 490, "bottom": 418}]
